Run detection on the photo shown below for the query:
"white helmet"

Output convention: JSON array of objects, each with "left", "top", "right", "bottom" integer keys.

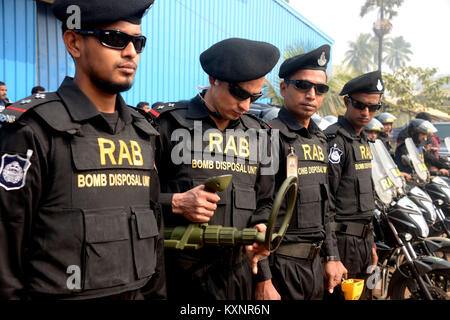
[{"left": 375, "top": 112, "right": 397, "bottom": 124}]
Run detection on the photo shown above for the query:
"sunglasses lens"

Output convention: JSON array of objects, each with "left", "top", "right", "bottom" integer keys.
[
  {"left": 228, "top": 83, "right": 262, "bottom": 102},
  {"left": 99, "top": 31, "right": 146, "bottom": 53},
  {"left": 294, "top": 80, "right": 313, "bottom": 91},
  {"left": 132, "top": 37, "right": 146, "bottom": 53},
  {"left": 316, "top": 84, "right": 329, "bottom": 94},
  {"left": 99, "top": 31, "right": 128, "bottom": 48},
  {"left": 293, "top": 80, "right": 328, "bottom": 95},
  {"left": 350, "top": 98, "right": 381, "bottom": 112}
]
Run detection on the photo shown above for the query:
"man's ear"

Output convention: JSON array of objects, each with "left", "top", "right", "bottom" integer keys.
[
  {"left": 280, "top": 81, "right": 287, "bottom": 98},
  {"left": 343, "top": 96, "right": 350, "bottom": 108},
  {"left": 63, "top": 30, "right": 82, "bottom": 59},
  {"left": 208, "top": 76, "right": 217, "bottom": 87}
]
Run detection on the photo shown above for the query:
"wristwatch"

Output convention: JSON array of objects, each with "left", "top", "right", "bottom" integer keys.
[{"left": 326, "top": 256, "right": 340, "bottom": 262}]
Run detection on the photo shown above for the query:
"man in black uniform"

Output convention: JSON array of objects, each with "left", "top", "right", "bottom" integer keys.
[
  {"left": 324, "top": 70, "right": 383, "bottom": 300},
  {"left": 269, "top": 45, "right": 347, "bottom": 300},
  {"left": 0, "top": 0, "right": 165, "bottom": 300},
  {"left": 155, "top": 38, "right": 280, "bottom": 300}
]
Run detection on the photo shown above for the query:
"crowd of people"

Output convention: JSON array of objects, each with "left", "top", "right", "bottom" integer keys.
[{"left": 0, "top": 0, "right": 448, "bottom": 302}]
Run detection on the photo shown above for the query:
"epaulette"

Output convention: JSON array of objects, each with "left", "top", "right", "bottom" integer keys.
[
  {"left": 128, "top": 106, "right": 159, "bottom": 137},
  {"left": 316, "top": 129, "right": 328, "bottom": 144},
  {"left": 241, "top": 112, "right": 272, "bottom": 130},
  {"left": 323, "top": 123, "right": 339, "bottom": 140},
  {"left": 268, "top": 118, "right": 296, "bottom": 139},
  {"left": 152, "top": 102, "right": 179, "bottom": 116},
  {"left": 0, "top": 92, "right": 60, "bottom": 125}
]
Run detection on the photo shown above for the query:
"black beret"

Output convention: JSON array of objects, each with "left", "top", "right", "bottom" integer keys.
[
  {"left": 200, "top": 38, "right": 280, "bottom": 83},
  {"left": 279, "top": 44, "right": 330, "bottom": 78},
  {"left": 340, "top": 70, "right": 384, "bottom": 96},
  {"left": 52, "top": 0, "right": 154, "bottom": 29}
]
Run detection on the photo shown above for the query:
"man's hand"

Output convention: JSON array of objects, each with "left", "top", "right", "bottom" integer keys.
[
  {"left": 369, "top": 245, "right": 378, "bottom": 273},
  {"left": 400, "top": 172, "right": 412, "bottom": 181},
  {"left": 254, "top": 279, "right": 281, "bottom": 300},
  {"left": 245, "top": 224, "right": 270, "bottom": 275},
  {"left": 171, "top": 185, "right": 220, "bottom": 222},
  {"left": 439, "top": 168, "right": 449, "bottom": 176},
  {"left": 324, "top": 261, "right": 348, "bottom": 293}
]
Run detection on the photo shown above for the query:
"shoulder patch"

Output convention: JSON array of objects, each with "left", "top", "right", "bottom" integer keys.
[
  {"left": 0, "top": 149, "right": 33, "bottom": 191},
  {"left": 0, "top": 92, "right": 60, "bottom": 125},
  {"left": 328, "top": 144, "right": 343, "bottom": 164}
]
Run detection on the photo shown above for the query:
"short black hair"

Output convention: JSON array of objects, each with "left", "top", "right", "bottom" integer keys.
[
  {"left": 416, "top": 112, "right": 433, "bottom": 122},
  {"left": 31, "top": 86, "right": 46, "bottom": 94},
  {"left": 0, "top": 81, "right": 5, "bottom": 86},
  {"left": 136, "top": 101, "right": 150, "bottom": 110}
]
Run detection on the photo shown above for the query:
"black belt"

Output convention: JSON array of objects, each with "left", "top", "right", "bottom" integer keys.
[
  {"left": 332, "top": 221, "right": 373, "bottom": 238},
  {"left": 275, "top": 242, "right": 322, "bottom": 260}
]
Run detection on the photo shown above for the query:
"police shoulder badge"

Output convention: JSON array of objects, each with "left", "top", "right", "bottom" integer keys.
[
  {"left": 0, "top": 149, "right": 33, "bottom": 191},
  {"left": 329, "top": 144, "right": 343, "bottom": 164}
]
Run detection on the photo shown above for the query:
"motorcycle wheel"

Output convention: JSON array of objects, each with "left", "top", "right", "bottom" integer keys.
[{"left": 389, "top": 269, "right": 450, "bottom": 300}]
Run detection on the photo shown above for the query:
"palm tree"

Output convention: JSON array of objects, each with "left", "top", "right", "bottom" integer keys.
[
  {"left": 263, "top": 42, "right": 316, "bottom": 106},
  {"left": 360, "top": 0, "right": 404, "bottom": 71},
  {"left": 343, "top": 33, "right": 376, "bottom": 73},
  {"left": 384, "top": 36, "right": 412, "bottom": 71},
  {"left": 320, "top": 65, "right": 358, "bottom": 117}
]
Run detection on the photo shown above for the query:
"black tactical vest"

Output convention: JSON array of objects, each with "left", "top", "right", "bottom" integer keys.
[
  {"left": 271, "top": 117, "right": 329, "bottom": 237},
  {"left": 327, "top": 124, "right": 375, "bottom": 218},
  {"left": 4, "top": 93, "right": 161, "bottom": 296},
  {"left": 157, "top": 100, "right": 270, "bottom": 230}
]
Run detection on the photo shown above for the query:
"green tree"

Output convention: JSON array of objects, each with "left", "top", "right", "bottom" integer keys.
[
  {"left": 320, "top": 65, "right": 358, "bottom": 116},
  {"left": 263, "top": 42, "right": 316, "bottom": 106},
  {"left": 343, "top": 33, "right": 377, "bottom": 73},
  {"left": 383, "top": 66, "right": 450, "bottom": 112},
  {"left": 384, "top": 36, "right": 412, "bottom": 71},
  {"left": 360, "top": 0, "right": 404, "bottom": 71}
]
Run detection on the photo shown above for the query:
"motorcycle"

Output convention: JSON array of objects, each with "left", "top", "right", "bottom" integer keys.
[
  {"left": 369, "top": 139, "right": 450, "bottom": 300},
  {"left": 401, "top": 138, "right": 450, "bottom": 238}
]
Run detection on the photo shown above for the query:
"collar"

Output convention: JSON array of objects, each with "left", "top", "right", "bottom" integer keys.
[
  {"left": 186, "top": 93, "right": 211, "bottom": 119},
  {"left": 337, "top": 115, "right": 368, "bottom": 140},
  {"left": 278, "top": 107, "right": 320, "bottom": 137},
  {"left": 187, "top": 90, "right": 240, "bottom": 128},
  {"left": 57, "top": 77, "right": 132, "bottom": 125}
]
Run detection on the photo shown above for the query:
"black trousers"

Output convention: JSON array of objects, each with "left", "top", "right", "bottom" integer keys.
[
  {"left": 324, "top": 232, "right": 375, "bottom": 301},
  {"left": 165, "top": 247, "right": 254, "bottom": 300},
  {"left": 270, "top": 253, "right": 324, "bottom": 300}
]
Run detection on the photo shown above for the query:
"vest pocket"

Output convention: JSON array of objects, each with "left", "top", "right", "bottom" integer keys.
[
  {"left": 233, "top": 184, "right": 256, "bottom": 229},
  {"left": 297, "top": 184, "right": 322, "bottom": 229},
  {"left": 357, "top": 176, "right": 375, "bottom": 211},
  {"left": 83, "top": 207, "right": 132, "bottom": 289},
  {"left": 131, "top": 206, "right": 159, "bottom": 279}
]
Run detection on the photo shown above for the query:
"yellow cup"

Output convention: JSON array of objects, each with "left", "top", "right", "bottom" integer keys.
[{"left": 341, "top": 279, "right": 365, "bottom": 300}]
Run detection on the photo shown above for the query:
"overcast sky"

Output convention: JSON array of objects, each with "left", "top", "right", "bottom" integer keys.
[{"left": 288, "top": 0, "right": 450, "bottom": 76}]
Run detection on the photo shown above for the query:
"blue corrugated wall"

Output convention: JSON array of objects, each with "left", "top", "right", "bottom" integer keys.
[
  {"left": 124, "top": 0, "right": 334, "bottom": 106},
  {"left": 1, "top": 0, "right": 333, "bottom": 104},
  {"left": 0, "top": 0, "right": 36, "bottom": 102}
]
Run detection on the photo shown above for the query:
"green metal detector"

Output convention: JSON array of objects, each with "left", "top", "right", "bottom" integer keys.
[{"left": 164, "top": 174, "right": 298, "bottom": 252}]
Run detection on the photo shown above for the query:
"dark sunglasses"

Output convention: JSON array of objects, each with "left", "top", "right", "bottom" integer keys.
[
  {"left": 74, "top": 29, "right": 147, "bottom": 53},
  {"left": 228, "top": 82, "right": 263, "bottom": 103},
  {"left": 347, "top": 96, "right": 382, "bottom": 112},
  {"left": 285, "top": 79, "right": 329, "bottom": 95}
]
